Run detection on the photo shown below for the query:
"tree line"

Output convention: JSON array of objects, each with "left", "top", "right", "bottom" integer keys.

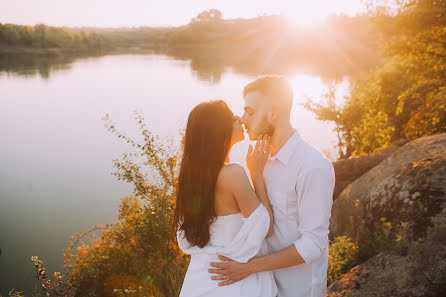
[
  {"left": 0, "top": 23, "right": 109, "bottom": 53},
  {"left": 0, "top": 11, "right": 379, "bottom": 80}
]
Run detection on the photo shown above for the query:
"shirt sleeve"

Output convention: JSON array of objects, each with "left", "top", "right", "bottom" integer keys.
[{"left": 293, "top": 163, "right": 335, "bottom": 264}]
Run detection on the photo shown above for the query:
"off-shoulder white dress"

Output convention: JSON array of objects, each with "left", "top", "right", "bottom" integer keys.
[{"left": 177, "top": 204, "right": 278, "bottom": 297}]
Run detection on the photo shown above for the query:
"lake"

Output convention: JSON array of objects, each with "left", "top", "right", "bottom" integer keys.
[{"left": 0, "top": 53, "right": 349, "bottom": 295}]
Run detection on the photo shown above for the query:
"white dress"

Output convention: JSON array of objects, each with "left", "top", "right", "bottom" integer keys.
[{"left": 177, "top": 204, "right": 278, "bottom": 297}]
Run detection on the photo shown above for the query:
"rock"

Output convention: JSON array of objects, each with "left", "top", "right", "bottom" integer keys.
[
  {"left": 330, "top": 133, "right": 446, "bottom": 241},
  {"left": 332, "top": 153, "right": 391, "bottom": 200},
  {"left": 327, "top": 251, "right": 430, "bottom": 297},
  {"left": 328, "top": 134, "right": 446, "bottom": 297},
  {"left": 327, "top": 221, "right": 446, "bottom": 297}
]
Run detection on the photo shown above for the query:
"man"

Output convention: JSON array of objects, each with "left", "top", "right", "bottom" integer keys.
[{"left": 208, "top": 76, "right": 335, "bottom": 297}]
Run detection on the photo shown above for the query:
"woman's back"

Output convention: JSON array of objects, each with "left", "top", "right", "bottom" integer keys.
[
  {"left": 179, "top": 166, "right": 245, "bottom": 297},
  {"left": 213, "top": 163, "right": 242, "bottom": 217},
  {"left": 178, "top": 164, "right": 277, "bottom": 297}
]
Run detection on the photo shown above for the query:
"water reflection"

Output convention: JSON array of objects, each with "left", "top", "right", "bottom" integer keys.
[
  {"left": 0, "top": 54, "right": 76, "bottom": 79},
  {"left": 0, "top": 45, "right": 370, "bottom": 83}
]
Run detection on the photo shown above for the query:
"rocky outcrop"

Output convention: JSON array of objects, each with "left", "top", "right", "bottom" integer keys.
[
  {"left": 327, "top": 210, "right": 446, "bottom": 297},
  {"left": 328, "top": 134, "right": 446, "bottom": 296},
  {"left": 328, "top": 251, "right": 431, "bottom": 297},
  {"left": 332, "top": 153, "right": 391, "bottom": 200},
  {"left": 330, "top": 133, "right": 446, "bottom": 241}
]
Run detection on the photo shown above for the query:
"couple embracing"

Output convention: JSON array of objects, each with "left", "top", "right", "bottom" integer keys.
[{"left": 174, "top": 76, "right": 335, "bottom": 297}]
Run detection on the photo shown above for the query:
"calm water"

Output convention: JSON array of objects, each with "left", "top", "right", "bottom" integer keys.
[{"left": 0, "top": 54, "right": 349, "bottom": 295}]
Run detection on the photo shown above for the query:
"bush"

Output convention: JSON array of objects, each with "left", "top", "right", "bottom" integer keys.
[
  {"left": 30, "top": 110, "right": 188, "bottom": 297},
  {"left": 431, "top": 265, "right": 446, "bottom": 297},
  {"left": 328, "top": 236, "right": 359, "bottom": 285},
  {"left": 353, "top": 218, "right": 408, "bottom": 263},
  {"left": 304, "top": 0, "right": 446, "bottom": 158},
  {"left": 328, "top": 217, "right": 408, "bottom": 285}
]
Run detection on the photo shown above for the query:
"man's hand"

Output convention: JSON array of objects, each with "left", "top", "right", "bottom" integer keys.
[
  {"left": 208, "top": 255, "right": 255, "bottom": 286},
  {"left": 208, "top": 245, "right": 305, "bottom": 286}
]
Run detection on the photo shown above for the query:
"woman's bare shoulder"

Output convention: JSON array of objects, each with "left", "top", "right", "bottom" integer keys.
[
  {"left": 220, "top": 162, "right": 246, "bottom": 178},
  {"left": 217, "top": 163, "right": 249, "bottom": 188}
]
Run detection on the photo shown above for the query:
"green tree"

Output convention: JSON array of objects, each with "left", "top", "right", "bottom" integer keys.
[
  {"left": 34, "top": 24, "right": 48, "bottom": 48},
  {"left": 191, "top": 9, "right": 222, "bottom": 24},
  {"left": 305, "top": 0, "right": 446, "bottom": 157}
]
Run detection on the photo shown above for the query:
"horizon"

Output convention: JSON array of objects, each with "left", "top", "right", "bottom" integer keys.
[{"left": 0, "top": 0, "right": 365, "bottom": 28}]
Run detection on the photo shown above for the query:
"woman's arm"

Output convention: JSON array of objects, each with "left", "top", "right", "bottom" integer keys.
[
  {"left": 223, "top": 164, "right": 274, "bottom": 238},
  {"left": 221, "top": 135, "right": 273, "bottom": 236},
  {"left": 251, "top": 175, "right": 274, "bottom": 237}
]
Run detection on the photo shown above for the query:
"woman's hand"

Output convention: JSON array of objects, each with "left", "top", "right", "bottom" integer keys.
[
  {"left": 246, "top": 134, "right": 275, "bottom": 237},
  {"left": 246, "top": 134, "right": 271, "bottom": 183}
]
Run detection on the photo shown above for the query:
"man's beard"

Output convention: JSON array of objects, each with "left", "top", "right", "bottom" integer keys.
[{"left": 252, "top": 114, "right": 275, "bottom": 138}]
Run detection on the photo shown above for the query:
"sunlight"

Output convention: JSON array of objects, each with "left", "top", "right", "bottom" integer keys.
[
  {"left": 284, "top": 5, "right": 330, "bottom": 27},
  {"left": 281, "top": 0, "right": 363, "bottom": 27},
  {"left": 288, "top": 74, "right": 350, "bottom": 105},
  {"left": 289, "top": 74, "right": 326, "bottom": 103},
  {"left": 285, "top": 74, "right": 351, "bottom": 159}
]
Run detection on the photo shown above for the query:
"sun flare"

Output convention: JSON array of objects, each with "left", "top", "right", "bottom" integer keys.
[{"left": 281, "top": 0, "right": 362, "bottom": 27}]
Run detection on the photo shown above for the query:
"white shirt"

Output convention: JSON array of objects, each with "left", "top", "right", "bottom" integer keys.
[{"left": 263, "top": 130, "right": 335, "bottom": 297}]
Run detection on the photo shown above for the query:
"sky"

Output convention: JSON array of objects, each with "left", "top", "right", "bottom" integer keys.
[{"left": 0, "top": 0, "right": 366, "bottom": 28}]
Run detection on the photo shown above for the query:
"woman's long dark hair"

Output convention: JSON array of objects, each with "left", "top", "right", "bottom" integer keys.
[{"left": 174, "top": 100, "right": 235, "bottom": 248}]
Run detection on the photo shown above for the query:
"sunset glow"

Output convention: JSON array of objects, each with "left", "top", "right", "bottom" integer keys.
[
  {"left": 283, "top": 1, "right": 363, "bottom": 26},
  {"left": 0, "top": 0, "right": 365, "bottom": 27}
]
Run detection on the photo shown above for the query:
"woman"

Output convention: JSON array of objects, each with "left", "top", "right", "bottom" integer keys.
[{"left": 174, "top": 100, "right": 277, "bottom": 297}]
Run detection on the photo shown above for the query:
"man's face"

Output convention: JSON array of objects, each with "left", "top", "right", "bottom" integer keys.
[{"left": 240, "top": 91, "right": 275, "bottom": 141}]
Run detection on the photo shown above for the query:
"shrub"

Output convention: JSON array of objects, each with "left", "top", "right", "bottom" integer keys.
[
  {"left": 431, "top": 265, "right": 446, "bottom": 297},
  {"left": 30, "top": 110, "right": 188, "bottom": 297},
  {"left": 327, "top": 236, "right": 359, "bottom": 285},
  {"left": 328, "top": 217, "right": 408, "bottom": 285}
]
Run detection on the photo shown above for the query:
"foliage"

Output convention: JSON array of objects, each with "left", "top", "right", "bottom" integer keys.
[
  {"left": 430, "top": 265, "right": 446, "bottom": 297},
  {"left": 190, "top": 9, "right": 223, "bottom": 24},
  {"left": 327, "top": 236, "right": 359, "bottom": 285},
  {"left": 30, "top": 256, "right": 69, "bottom": 297},
  {"left": 328, "top": 217, "right": 408, "bottom": 285},
  {"left": 30, "top": 110, "right": 189, "bottom": 297},
  {"left": 352, "top": 218, "right": 409, "bottom": 262},
  {"left": 303, "top": 85, "right": 351, "bottom": 159},
  {"left": 6, "top": 288, "right": 24, "bottom": 297},
  {"left": 0, "top": 23, "right": 108, "bottom": 54},
  {"left": 305, "top": 0, "right": 446, "bottom": 158}
]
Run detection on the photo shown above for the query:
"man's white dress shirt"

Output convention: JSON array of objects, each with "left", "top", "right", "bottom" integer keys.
[{"left": 263, "top": 129, "right": 335, "bottom": 297}]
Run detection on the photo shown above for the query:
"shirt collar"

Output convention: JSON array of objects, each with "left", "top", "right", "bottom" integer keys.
[{"left": 270, "top": 129, "right": 301, "bottom": 166}]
